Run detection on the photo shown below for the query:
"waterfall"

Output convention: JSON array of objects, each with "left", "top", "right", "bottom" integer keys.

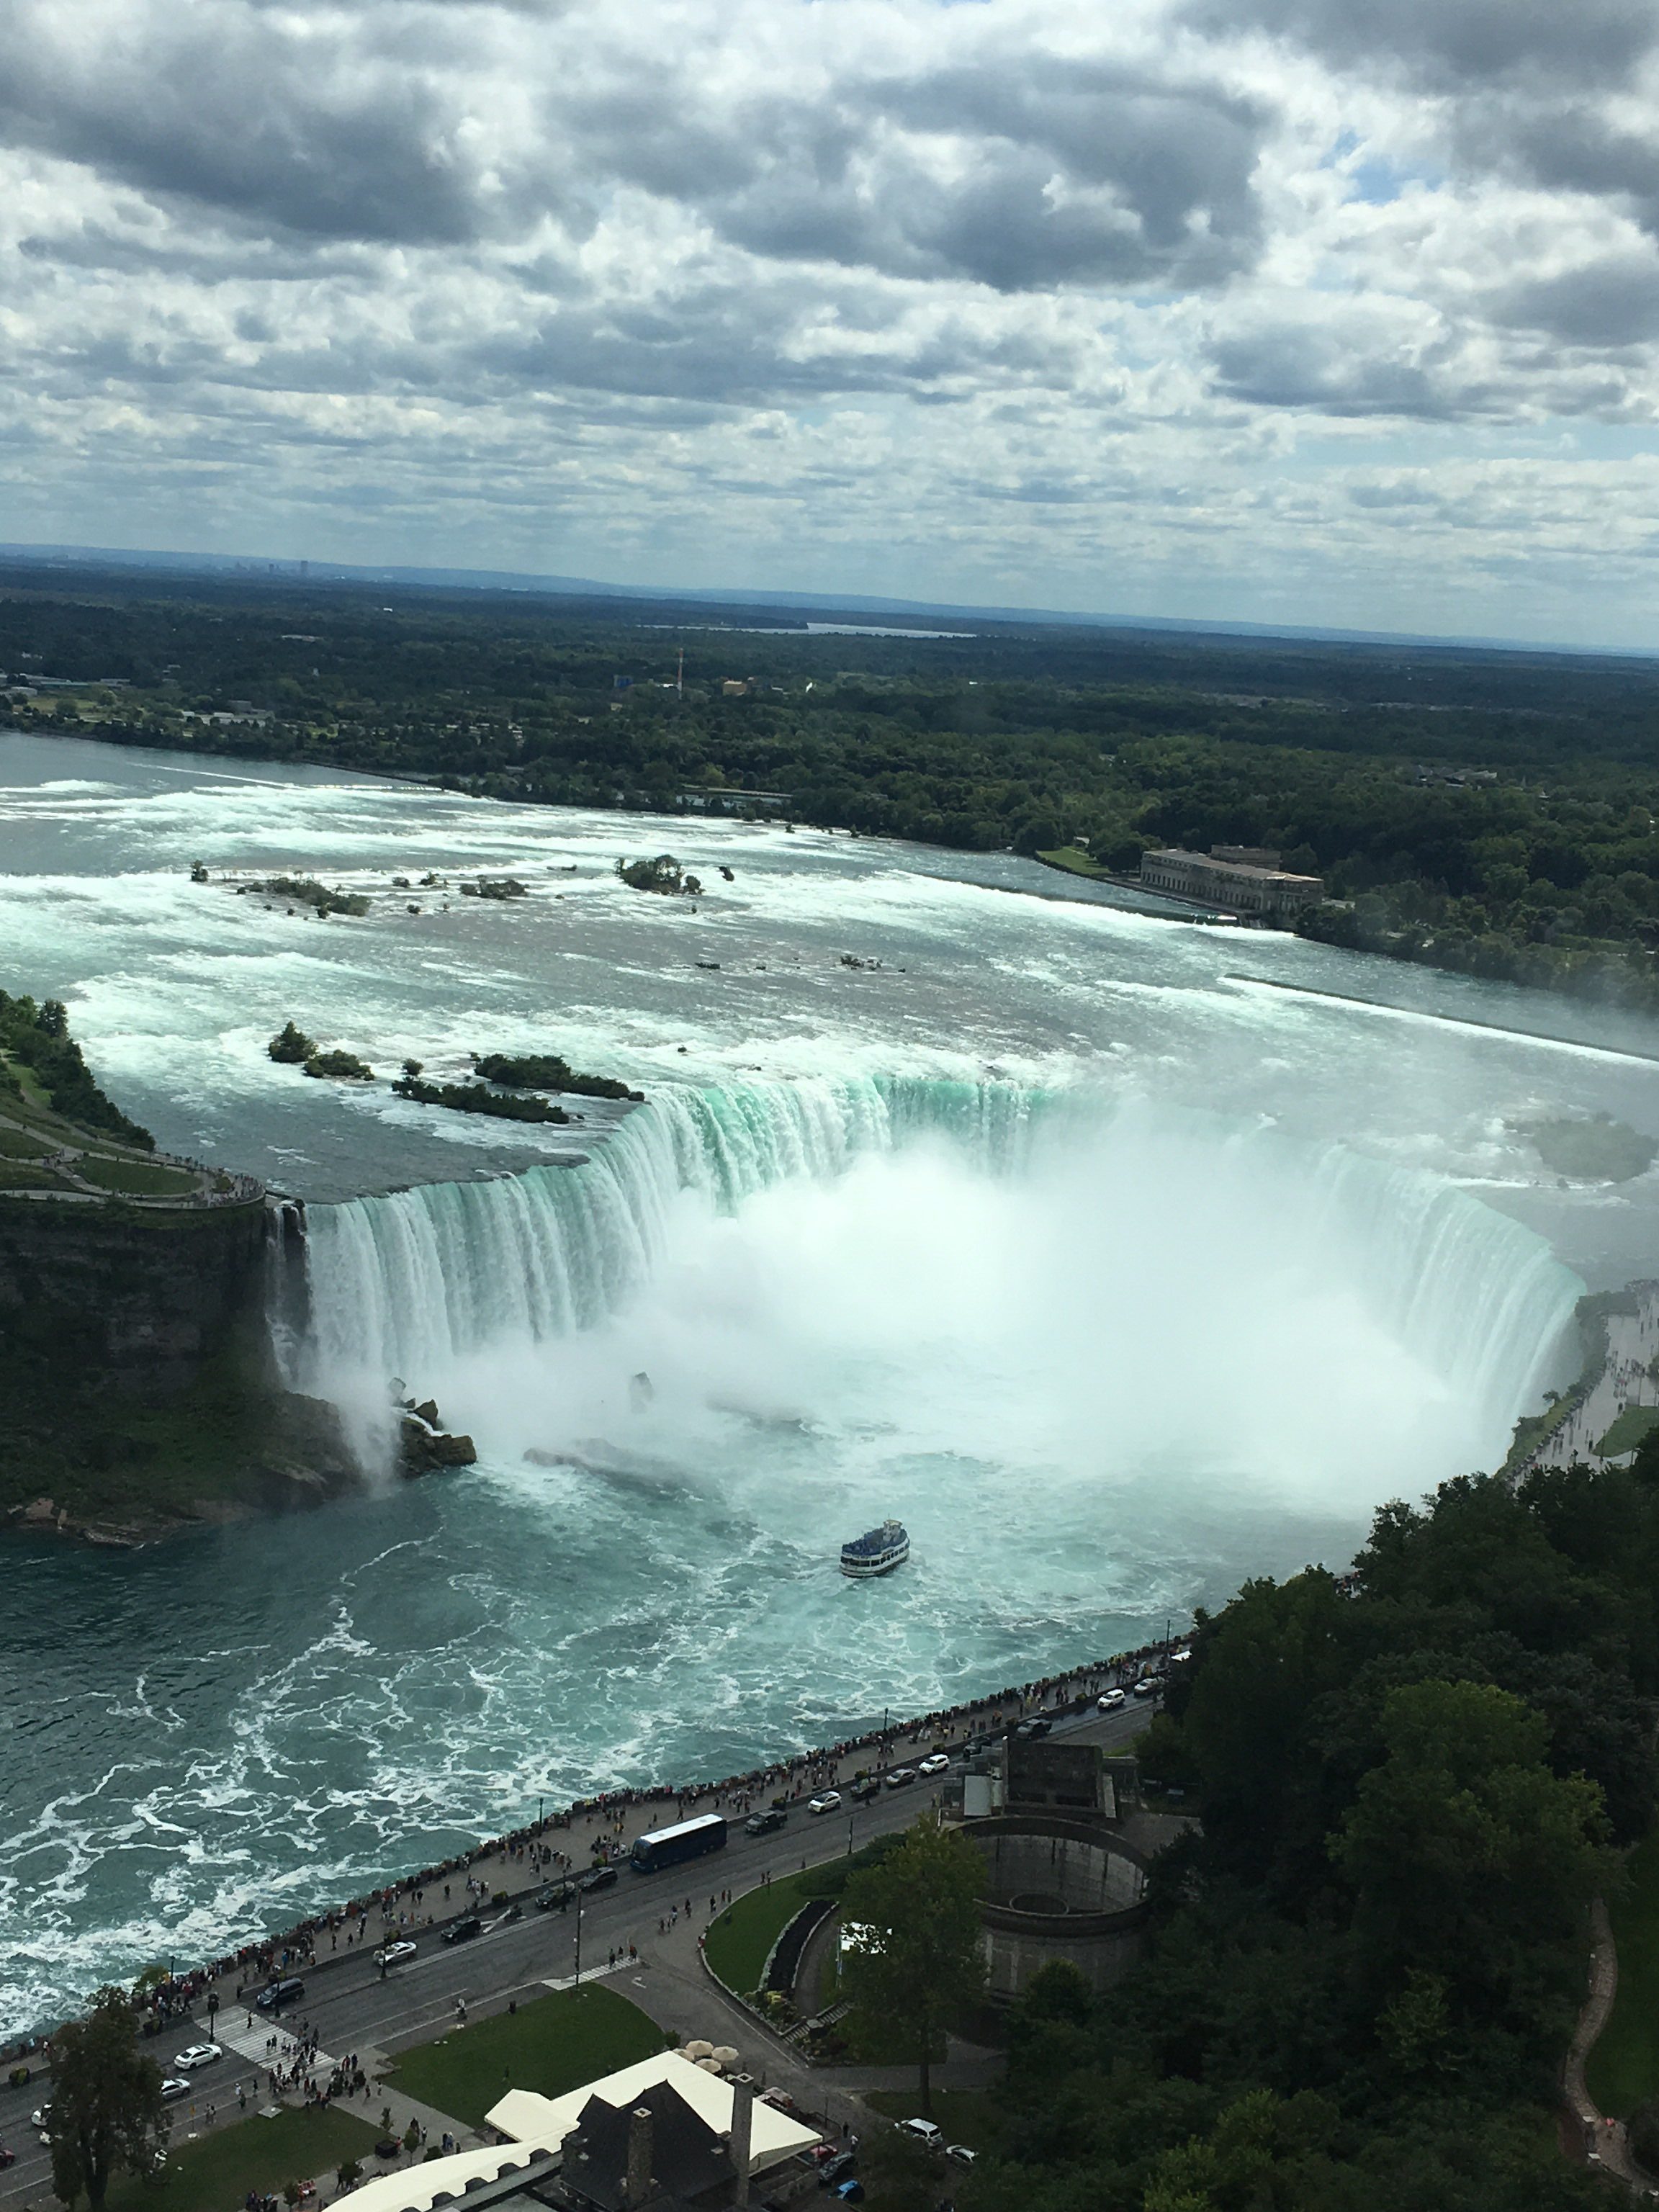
[
  {"left": 289, "top": 1076, "right": 1043, "bottom": 1418},
  {"left": 287, "top": 1078, "right": 1583, "bottom": 1473}
]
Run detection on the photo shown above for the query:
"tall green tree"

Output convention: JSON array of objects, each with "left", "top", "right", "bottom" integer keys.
[
  {"left": 1331, "top": 1680, "right": 1609, "bottom": 2000},
  {"left": 45, "top": 1985, "right": 166, "bottom": 2209},
  {"left": 840, "top": 1814, "right": 985, "bottom": 2116}
]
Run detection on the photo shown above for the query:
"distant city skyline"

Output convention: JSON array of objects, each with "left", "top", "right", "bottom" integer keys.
[{"left": 2, "top": 0, "right": 1657, "bottom": 650}]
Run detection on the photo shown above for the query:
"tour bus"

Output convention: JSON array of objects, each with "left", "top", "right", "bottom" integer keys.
[{"left": 630, "top": 1812, "right": 728, "bottom": 1875}]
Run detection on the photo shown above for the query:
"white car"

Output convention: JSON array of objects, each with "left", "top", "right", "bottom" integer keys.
[
  {"left": 917, "top": 1753, "right": 950, "bottom": 1776},
  {"left": 899, "top": 2118, "right": 942, "bottom": 2145},
  {"left": 947, "top": 2144, "right": 977, "bottom": 2167},
  {"left": 1097, "top": 1689, "right": 1126, "bottom": 1710},
  {"left": 173, "top": 2044, "right": 221, "bottom": 2071},
  {"left": 374, "top": 1940, "right": 418, "bottom": 1966},
  {"left": 807, "top": 1790, "right": 842, "bottom": 1815},
  {"left": 1132, "top": 1676, "right": 1162, "bottom": 1699},
  {"left": 30, "top": 2107, "right": 51, "bottom": 2133},
  {"left": 160, "top": 2079, "right": 191, "bottom": 2103}
]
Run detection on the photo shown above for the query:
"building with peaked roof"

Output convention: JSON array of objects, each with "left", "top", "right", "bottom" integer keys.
[{"left": 331, "top": 2055, "right": 819, "bottom": 2212}]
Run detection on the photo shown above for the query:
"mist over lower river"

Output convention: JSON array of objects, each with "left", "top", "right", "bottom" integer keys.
[{"left": 4, "top": 729, "right": 1659, "bottom": 2031}]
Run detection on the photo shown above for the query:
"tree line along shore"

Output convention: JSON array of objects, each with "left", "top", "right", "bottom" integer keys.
[{"left": 14, "top": 559, "right": 1659, "bottom": 1014}]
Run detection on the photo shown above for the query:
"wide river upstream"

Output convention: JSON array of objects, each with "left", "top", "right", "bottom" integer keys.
[{"left": 4, "top": 728, "right": 1659, "bottom": 2029}]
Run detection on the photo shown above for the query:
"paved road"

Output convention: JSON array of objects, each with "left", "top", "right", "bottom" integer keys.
[{"left": 0, "top": 1696, "right": 1151, "bottom": 2206}]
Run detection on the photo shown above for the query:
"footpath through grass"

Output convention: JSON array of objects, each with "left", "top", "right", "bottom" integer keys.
[
  {"left": 385, "top": 1984, "right": 662, "bottom": 2130},
  {"left": 1589, "top": 1833, "right": 1659, "bottom": 2116},
  {"left": 703, "top": 1871, "right": 818, "bottom": 1995},
  {"left": 104, "top": 2105, "right": 377, "bottom": 2212}
]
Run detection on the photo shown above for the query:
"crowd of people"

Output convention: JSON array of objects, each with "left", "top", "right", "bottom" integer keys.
[{"left": 2, "top": 1636, "right": 1188, "bottom": 2063}]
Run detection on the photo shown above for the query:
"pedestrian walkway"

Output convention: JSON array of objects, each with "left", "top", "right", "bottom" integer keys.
[{"left": 1564, "top": 1898, "right": 1657, "bottom": 2196}]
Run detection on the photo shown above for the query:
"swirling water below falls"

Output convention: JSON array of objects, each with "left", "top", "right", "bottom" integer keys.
[{"left": 0, "top": 734, "right": 1634, "bottom": 2030}]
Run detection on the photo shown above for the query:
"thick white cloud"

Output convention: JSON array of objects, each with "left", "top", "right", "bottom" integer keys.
[{"left": 1, "top": 0, "right": 1658, "bottom": 642}]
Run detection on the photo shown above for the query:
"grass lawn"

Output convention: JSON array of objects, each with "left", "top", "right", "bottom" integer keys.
[
  {"left": 703, "top": 1871, "right": 818, "bottom": 1995},
  {"left": 76, "top": 1154, "right": 199, "bottom": 1195},
  {"left": 1036, "top": 845, "right": 1113, "bottom": 881},
  {"left": 384, "top": 1985, "right": 663, "bottom": 2130},
  {"left": 104, "top": 2105, "right": 378, "bottom": 2212},
  {"left": 1588, "top": 1833, "right": 1659, "bottom": 2116},
  {"left": 0, "top": 1123, "right": 51, "bottom": 1156},
  {"left": 1596, "top": 1405, "right": 1659, "bottom": 1459}
]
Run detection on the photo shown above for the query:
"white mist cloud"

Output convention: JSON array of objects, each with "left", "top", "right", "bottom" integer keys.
[{"left": 2, "top": 0, "right": 1658, "bottom": 637}]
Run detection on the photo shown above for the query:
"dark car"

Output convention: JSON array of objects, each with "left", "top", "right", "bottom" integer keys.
[
  {"left": 442, "top": 1916, "right": 483, "bottom": 1946},
  {"left": 745, "top": 1809, "right": 787, "bottom": 1836},
  {"left": 536, "top": 1881, "right": 576, "bottom": 1912},
  {"left": 580, "top": 1863, "right": 619, "bottom": 1892},
  {"left": 0, "top": 2146, "right": 16, "bottom": 2170},
  {"left": 850, "top": 1777, "right": 881, "bottom": 1802},
  {"left": 255, "top": 1977, "right": 305, "bottom": 2011},
  {"left": 818, "top": 2153, "right": 857, "bottom": 2189},
  {"left": 1014, "top": 1717, "right": 1052, "bottom": 1740}
]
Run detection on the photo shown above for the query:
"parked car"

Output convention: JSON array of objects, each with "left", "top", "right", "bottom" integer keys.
[
  {"left": 947, "top": 2144, "right": 977, "bottom": 2167},
  {"left": 917, "top": 1753, "right": 949, "bottom": 1776},
  {"left": 580, "top": 1864, "right": 619, "bottom": 1892},
  {"left": 30, "top": 2106, "right": 52, "bottom": 2133},
  {"left": 1097, "top": 1688, "right": 1126, "bottom": 1710},
  {"left": 833, "top": 2183, "right": 864, "bottom": 2203},
  {"left": 899, "top": 2118, "right": 942, "bottom": 2145},
  {"left": 255, "top": 1977, "right": 305, "bottom": 2010},
  {"left": 159, "top": 2079, "right": 190, "bottom": 2103},
  {"left": 884, "top": 1767, "right": 917, "bottom": 1789},
  {"left": 536, "top": 1881, "right": 576, "bottom": 1912},
  {"left": 850, "top": 1777, "right": 881, "bottom": 1802},
  {"left": 818, "top": 2152, "right": 857, "bottom": 2188},
  {"left": 374, "top": 1941, "right": 417, "bottom": 1966},
  {"left": 745, "top": 1808, "right": 787, "bottom": 1835},
  {"left": 442, "top": 1917, "right": 483, "bottom": 1946},
  {"left": 0, "top": 2145, "right": 16, "bottom": 2170},
  {"left": 172, "top": 2043, "right": 222, "bottom": 2070},
  {"left": 808, "top": 1790, "right": 842, "bottom": 1815},
  {"left": 1132, "top": 1676, "right": 1162, "bottom": 1699}
]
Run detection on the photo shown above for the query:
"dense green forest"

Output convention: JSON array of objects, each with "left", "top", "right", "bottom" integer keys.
[
  {"left": 962, "top": 1447, "right": 1659, "bottom": 2212},
  {"left": 9, "top": 559, "right": 1659, "bottom": 1008}
]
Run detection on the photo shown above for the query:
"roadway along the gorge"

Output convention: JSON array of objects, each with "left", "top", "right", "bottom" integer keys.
[{"left": 0, "top": 1698, "right": 1151, "bottom": 2201}]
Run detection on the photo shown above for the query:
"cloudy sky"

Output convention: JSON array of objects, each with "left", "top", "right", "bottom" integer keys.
[{"left": 4, "top": 0, "right": 1658, "bottom": 645}]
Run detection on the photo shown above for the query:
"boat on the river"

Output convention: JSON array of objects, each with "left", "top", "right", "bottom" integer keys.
[{"left": 840, "top": 1519, "right": 909, "bottom": 1577}]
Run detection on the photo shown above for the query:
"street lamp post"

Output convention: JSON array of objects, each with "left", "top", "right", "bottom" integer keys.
[{"left": 573, "top": 1889, "right": 583, "bottom": 1990}]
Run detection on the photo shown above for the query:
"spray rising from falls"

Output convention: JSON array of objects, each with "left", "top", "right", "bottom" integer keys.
[{"left": 289, "top": 1078, "right": 1583, "bottom": 1509}]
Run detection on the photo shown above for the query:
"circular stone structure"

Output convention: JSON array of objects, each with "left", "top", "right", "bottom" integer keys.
[{"left": 963, "top": 1813, "right": 1151, "bottom": 1999}]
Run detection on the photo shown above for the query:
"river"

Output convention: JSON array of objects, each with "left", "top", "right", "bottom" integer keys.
[{"left": 2, "top": 727, "right": 1656, "bottom": 2031}]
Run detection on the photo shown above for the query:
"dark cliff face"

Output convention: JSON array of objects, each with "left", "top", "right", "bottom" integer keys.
[
  {"left": 0, "top": 1197, "right": 270, "bottom": 1398},
  {"left": 0, "top": 1198, "right": 360, "bottom": 1536}
]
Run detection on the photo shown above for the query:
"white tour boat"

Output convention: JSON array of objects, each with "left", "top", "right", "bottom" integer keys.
[{"left": 840, "top": 1519, "right": 910, "bottom": 1577}]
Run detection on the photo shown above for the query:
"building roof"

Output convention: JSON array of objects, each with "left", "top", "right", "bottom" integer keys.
[
  {"left": 489, "top": 2054, "right": 820, "bottom": 2172},
  {"left": 558, "top": 2077, "right": 730, "bottom": 2210}
]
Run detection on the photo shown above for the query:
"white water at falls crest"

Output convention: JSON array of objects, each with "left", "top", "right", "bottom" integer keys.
[{"left": 290, "top": 1078, "right": 1583, "bottom": 1504}]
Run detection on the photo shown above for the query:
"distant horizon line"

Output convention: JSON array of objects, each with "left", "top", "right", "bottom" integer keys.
[{"left": 2, "top": 537, "right": 1655, "bottom": 666}]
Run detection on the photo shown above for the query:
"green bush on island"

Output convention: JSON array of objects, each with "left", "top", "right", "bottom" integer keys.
[
  {"left": 302, "top": 1050, "right": 375, "bottom": 1081},
  {"left": 616, "top": 854, "right": 703, "bottom": 896},
  {"left": 266, "top": 1021, "right": 317, "bottom": 1064},
  {"left": 391, "top": 1073, "right": 570, "bottom": 1122},
  {"left": 250, "top": 876, "right": 370, "bottom": 918},
  {"left": 459, "top": 877, "right": 529, "bottom": 901},
  {"left": 472, "top": 1051, "right": 644, "bottom": 1102}
]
